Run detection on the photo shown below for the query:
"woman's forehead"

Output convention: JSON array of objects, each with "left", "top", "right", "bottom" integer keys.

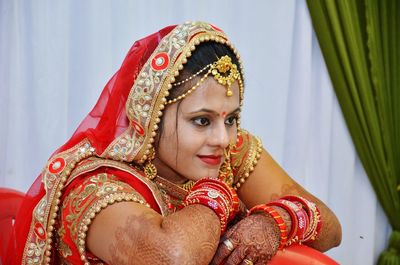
[{"left": 179, "top": 77, "right": 241, "bottom": 114}]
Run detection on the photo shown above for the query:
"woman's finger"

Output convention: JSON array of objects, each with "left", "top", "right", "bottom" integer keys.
[
  {"left": 240, "top": 258, "right": 254, "bottom": 265},
  {"left": 238, "top": 254, "right": 259, "bottom": 265},
  {"left": 224, "top": 246, "right": 247, "bottom": 265},
  {"left": 210, "top": 238, "right": 236, "bottom": 265},
  {"left": 241, "top": 252, "right": 273, "bottom": 265}
]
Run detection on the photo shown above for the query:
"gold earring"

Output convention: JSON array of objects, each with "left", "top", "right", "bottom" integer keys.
[
  {"left": 144, "top": 147, "right": 157, "bottom": 180},
  {"left": 219, "top": 144, "right": 234, "bottom": 186}
]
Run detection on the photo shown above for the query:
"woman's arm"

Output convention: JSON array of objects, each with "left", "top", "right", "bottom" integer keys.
[
  {"left": 87, "top": 201, "right": 220, "bottom": 265},
  {"left": 237, "top": 149, "right": 342, "bottom": 251}
]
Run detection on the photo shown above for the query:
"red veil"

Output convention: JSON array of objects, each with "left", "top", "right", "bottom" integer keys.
[
  {"left": 11, "top": 25, "right": 174, "bottom": 265},
  {"left": 11, "top": 22, "right": 234, "bottom": 264}
]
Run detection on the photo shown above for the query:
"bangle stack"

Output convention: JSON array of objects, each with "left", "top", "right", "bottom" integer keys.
[
  {"left": 281, "top": 195, "right": 322, "bottom": 242},
  {"left": 183, "top": 178, "right": 239, "bottom": 234},
  {"left": 267, "top": 199, "right": 309, "bottom": 245},
  {"left": 248, "top": 195, "right": 322, "bottom": 248}
]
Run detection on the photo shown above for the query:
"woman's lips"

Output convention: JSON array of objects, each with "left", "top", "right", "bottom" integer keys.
[{"left": 197, "top": 155, "right": 222, "bottom": 166}]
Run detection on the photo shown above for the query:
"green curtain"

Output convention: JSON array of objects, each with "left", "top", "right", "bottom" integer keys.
[{"left": 306, "top": 0, "right": 400, "bottom": 263}]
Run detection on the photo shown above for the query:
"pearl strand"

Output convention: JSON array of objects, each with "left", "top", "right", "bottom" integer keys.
[
  {"left": 166, "top": 70, "right": 212, "bottom": 104},
  {"left": 172, "top": 64, "right": 212, "bottom": 87}
]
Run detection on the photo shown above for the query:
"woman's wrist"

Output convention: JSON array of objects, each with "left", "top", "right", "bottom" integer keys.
[
  {"left": 183, "top": 178, "right": 238, "bottom": 234},
  {"left": 247, "top": 205, "right": 288, "bottom": 249},
  {"left": 270, "top": 206, "right": 292, "bottom": 240}
]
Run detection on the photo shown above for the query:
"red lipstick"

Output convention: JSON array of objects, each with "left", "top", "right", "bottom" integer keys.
[{"left": 197, "top": 155, "right": 222, "bottom": 166}]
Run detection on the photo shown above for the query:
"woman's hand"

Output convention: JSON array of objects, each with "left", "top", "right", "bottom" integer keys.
[{"left": 210, "top": 214, "right": 280, "bottom": 265}]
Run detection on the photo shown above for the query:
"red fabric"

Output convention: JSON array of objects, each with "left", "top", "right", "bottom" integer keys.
[
  {"left": 62, "top": 167, "right": 161, "bottom": 213},
  {"left": 12, "top": 25, "right": 175, "bottom": 265},
  {"left": 57, "top": 167, "right": 161, "bottom": 264},
  {"left": 0, "top": 188, "right": 24, "bottom": 265}
]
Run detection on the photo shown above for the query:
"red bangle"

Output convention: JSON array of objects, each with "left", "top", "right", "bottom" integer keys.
[
  {"left": 303, "top": 205, "right": 322, "bottom": 242},
  {"left": 184, "top": 178, "right": 239, "bottom": 234},
  {"left": 286, "top": 201, "right": 309, "bottom": 243},
  {"left": 186, "top": 188, "right": 231, "bottom": 219},
  {"left": 191, "top": 184, "right": 238, "bottom": 218},
  {"left": 267, "top": 200, "right": 298, "bottom": 242},
  {"left": 282, "top": 195, "right": 322, "bottom": 242},
  {"left": 315, "top": 206, "right": 322, "bottom": 237},
  {"left": 192, "top": 178, "right": 239, "bottom": 220},
  {"left": 184, "top": 195, "right": 229, "bottom": 233},
  {"left": 194, "top": 178, "right": 235, "bottom": 203},
  {"left": 267, "top": 199, "right": 310, "bottom": 244},
  {"left": 247, "top": 204, "right": 288, "bottom": 249}
]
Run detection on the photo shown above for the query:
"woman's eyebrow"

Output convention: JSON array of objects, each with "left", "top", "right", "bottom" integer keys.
[
  {"left": 187, "top": 107, "right": 241, "bottom": 116},
  {"left": 229, "top": 108, "right": 241, "bottom": 115}
]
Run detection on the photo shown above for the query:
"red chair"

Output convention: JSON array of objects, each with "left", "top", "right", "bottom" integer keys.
[
  {"left": 0, "top": 187, "right": 25, "bottom": 264},
  {"left": 269, "top": 244, "right": 339, "bottom": 265}
]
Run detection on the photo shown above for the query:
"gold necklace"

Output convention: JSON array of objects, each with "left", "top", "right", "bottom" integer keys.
[
  {"left": 181, "top": 179, "right": 195, "bottom": 191},
  {"left": 153, "top": 176, "right": 192, "bottom": 201}
]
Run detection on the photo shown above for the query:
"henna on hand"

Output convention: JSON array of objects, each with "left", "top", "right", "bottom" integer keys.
[
  {"left": 106, "top": 204, "right": 220, "bottom": 265},
  {"left": 211, "top": 214, "right": 280, "bottom": 265}
]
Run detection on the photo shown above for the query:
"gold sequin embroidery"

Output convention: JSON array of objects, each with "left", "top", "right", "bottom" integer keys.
[
  {"left": 231, "top": 129, "right": 263, "bottom": 190},
  {"left": 58, "top": 173, "right": 150, "bottom": 264}
]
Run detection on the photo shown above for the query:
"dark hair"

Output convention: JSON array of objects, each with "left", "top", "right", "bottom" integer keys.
[
  {"left": 167, "top": 42, "right": 243, "bottom": 101},
  {"left": 156, "top": 42, "right": 243, "bottom": 154}
]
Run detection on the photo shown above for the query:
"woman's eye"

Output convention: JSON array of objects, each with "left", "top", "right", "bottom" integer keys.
[
  {"left": 193, "top": 117, "right": 210, "bottom": 126},
  {"left": 225, "top": 116, "right": 237, "bottom": 126}
]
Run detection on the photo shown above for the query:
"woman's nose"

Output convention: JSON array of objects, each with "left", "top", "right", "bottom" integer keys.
[{"left": 210, "top": 123, "right": 230, "bottom": 148}]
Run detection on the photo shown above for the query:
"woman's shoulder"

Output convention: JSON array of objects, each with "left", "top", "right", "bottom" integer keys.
[{"left": 56, "top": 156, "right": 165, "bottom": 264}]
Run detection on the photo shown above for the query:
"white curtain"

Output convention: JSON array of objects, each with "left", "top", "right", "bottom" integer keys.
[{"left": 0, "top": 0, "right": 390, "bottom": 263}]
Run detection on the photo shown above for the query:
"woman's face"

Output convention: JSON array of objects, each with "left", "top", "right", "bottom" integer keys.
[{"left": 154, "top": 77, "right": 241, "bottom": 183}]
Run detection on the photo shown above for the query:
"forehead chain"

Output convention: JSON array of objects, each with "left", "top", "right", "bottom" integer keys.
[{"left": 166, "top": 55, "right": 244, "bottom": 105}]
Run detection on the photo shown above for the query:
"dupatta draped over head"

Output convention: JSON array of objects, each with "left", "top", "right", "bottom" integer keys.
[{"left": 13, "top": 21, "right": 246, "bottom": 265}]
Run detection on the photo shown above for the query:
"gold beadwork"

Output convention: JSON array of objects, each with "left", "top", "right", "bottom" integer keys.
[
  {"left": 171, "top": 64, "right": 211, "bottom": 87},
  {"left": 76, "top": 191, "right": 150, "bottom": 265},
  {"left": 38, "top": 140, "right": 96, "bottom": 265},
  {"left": 167, "top": 55, "right": 243, "bottom": 104},
  {"left": 233, "top": 136, "right": 262, "bottom": 190}
]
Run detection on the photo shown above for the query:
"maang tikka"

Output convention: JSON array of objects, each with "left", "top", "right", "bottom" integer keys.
[{"left": 167, "top": 55, "right": 243, "bottom": 105}]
